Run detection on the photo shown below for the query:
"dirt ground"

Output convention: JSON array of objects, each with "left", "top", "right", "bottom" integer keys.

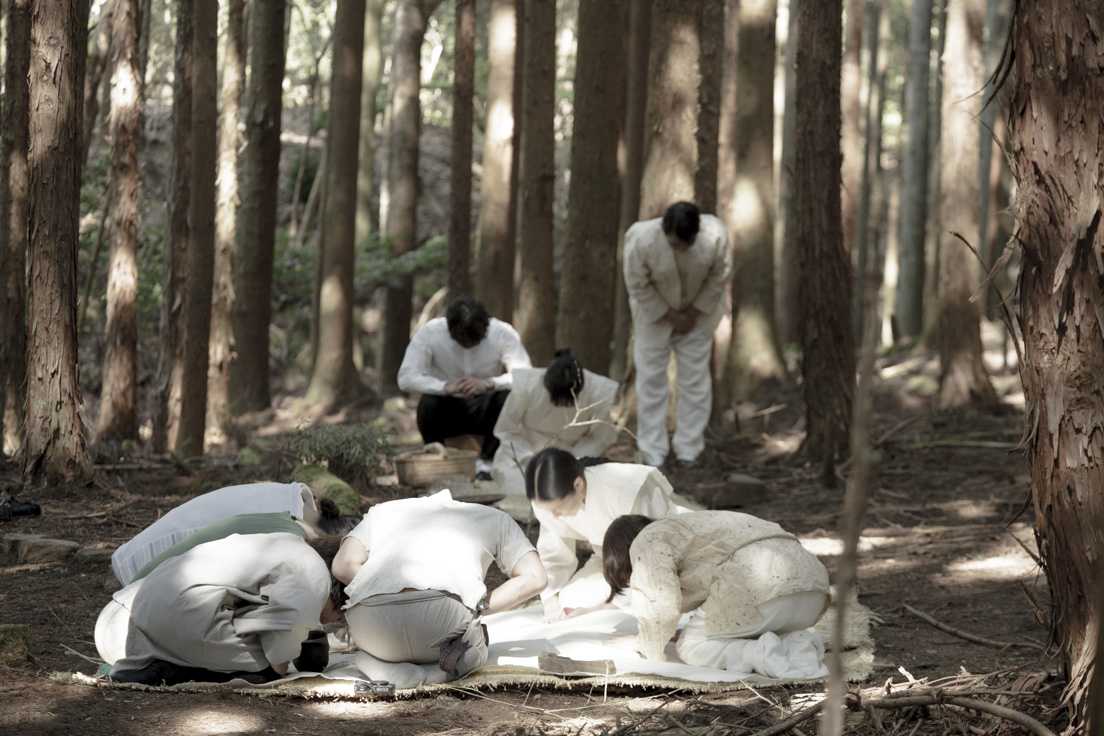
[{"left": 0, "top": 338, "right": 1067, "bottom": 735}]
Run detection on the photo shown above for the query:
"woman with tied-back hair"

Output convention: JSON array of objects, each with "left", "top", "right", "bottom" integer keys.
[
  {"left": 602, "top": 512, "right": 831, "bottom": 679},
  {"left": 524, "top": 448, "right": 691, "bottom": 622},
  {"left": 491, "top": 347, "right": 620, "bottom": 496}
]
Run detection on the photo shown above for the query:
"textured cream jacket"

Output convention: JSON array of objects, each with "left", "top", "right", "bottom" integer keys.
[
  {"left": 628, "top": 511, "right": 830, "bottom": 660},
  {"left": 533, "top": 463, "right": 690, "bottom": 600},
  {"left": 623, "top": 214, "right": 732, "bottom": 345},
  {"left": 491, "top": 368, "right": 620, "bottom": 495}
]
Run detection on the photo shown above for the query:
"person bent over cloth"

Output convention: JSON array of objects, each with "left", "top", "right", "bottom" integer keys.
[
  {"left": 603, "top": 511, "right": 832, "bottom": 680},
  {"left": 106, "top": 532, "right": 347, "bottom": 685},
  {"left": 332, "top": 491, "right": 547, "bottom": 689}
]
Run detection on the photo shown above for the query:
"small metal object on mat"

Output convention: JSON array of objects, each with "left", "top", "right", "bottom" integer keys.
[{"left": 354, "top": 679, "right": 396, "bottom": 695}]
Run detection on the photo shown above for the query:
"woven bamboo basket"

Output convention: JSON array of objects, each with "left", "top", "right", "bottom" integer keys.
[{"left": 394, "top": 446, "right": 478, "bottom": 487}]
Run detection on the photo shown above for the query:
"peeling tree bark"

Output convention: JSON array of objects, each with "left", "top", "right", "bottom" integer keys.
[
  {"left": 1009, "top": 2, "right": 1104, "bottom": 729},
  {"left": 24, "top": 0, "right": 93, "bottom": 486}
]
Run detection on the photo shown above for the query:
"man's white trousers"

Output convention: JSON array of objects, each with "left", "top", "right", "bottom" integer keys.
[{"left": 633, "top": 327, "right": 713, "bottom": 466}]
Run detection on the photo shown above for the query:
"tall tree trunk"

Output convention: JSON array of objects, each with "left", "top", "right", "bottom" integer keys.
[
  {"left": 175, "top": 0, "right": 218, "bottom": 458},
  {"left": 721, "top": 0, "right": 786, "bottom": 404},
  {"left": 24, "top": 0, "right": 93, "bottom": 486},
  {"left": 206, "top": 0, "right": 245, "bottom": 445},
  {"left": 695, "top": 1, "right": 722, "bottom": 215},
  {"left": 1010, "top": 4, "right": 1104, "bottom": 728},
  {"left": 307, "top": 0, "right": 367, "bottom": 407},
  {"left": 639, "top": 0, "right": 702, "bottom": 219},
  {"left": 230, "top": 0, "right": 287, "bottom": 414},
  {"left": 839, "top": 0, "right": 865, "bottom": 258},
  {"left": 556, "top": 0, "right": 626, "bottom": 372},
  {"left": 850, "top": 0, "right": 882, "bottom": 340},
  {"left": 150, "top": 0, "right": 192, "bottom": 452},
  {"left": 933, "top": 0, "right": 997, "bottom": 410},
  {"left": 794, "top": 0, "right": 853, "bottom": 479},
  {"left": 95, "top": 0, "right": 143, "bottom": 444},
  {"left": 777, "top": 0, "right": 800, "bottom": 347},
  {"left": 82, "top": 0, "right": 114, "bottom": 164},
  {"left": 514, "top": 0, "right": 556, "bottom": 366},
  {"left": 378, "top": 0, "right": 440, "bottom": 394},
  {"left": 609, "top": 0, "right": 651, "bottom": 380},
  {"left": 355, "top": 0, "right": 385, "bottom": 247},
  {"left": 0, "top": 0, "right": 31, "bottom": 458},
  {"left": 473, "top": 0, "right": 518, "bottom": 321},
  {"left": 922, "top": 0, "right": 948, "bottom": 341},
  {"left": 893, "top": 0, "right": 933, "bottom": 340},
  {"left": 448, "top": 0, "right": 475, "bottom": 299},
  {"left": 977, "top": 0, "right": 1009, "bottom": 319}
]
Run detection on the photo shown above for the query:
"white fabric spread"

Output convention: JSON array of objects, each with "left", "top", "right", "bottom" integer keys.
[
  {"left": 533, "top": 462, "right": 692, "bottom": 603},
  {"left": 110, "top": 482, "right": 318, "bottom": 585},
  {"left": 491, "top": 367, "right": 620, "bottom": 495},
  {"left": 342, "top": 491, "right": 535, "bottom": 610},
  {"left": 397, "top": 317, "right": 532, "bottom": 395}
]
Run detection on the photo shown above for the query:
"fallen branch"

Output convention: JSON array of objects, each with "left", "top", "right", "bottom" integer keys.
[
  {"left": 866, "top": 691, "right": 1056, "bottom": 736},
  {"left": 748, "top": 701, "right": 825, "bottom": 736},
  {"left": 902, "top": 604, "right": 1048, "bottom": 652}
]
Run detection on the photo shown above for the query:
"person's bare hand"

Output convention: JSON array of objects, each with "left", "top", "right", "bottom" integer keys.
[
  {"left": 542, "top": 597, "right": 567, "bottom": 623},
  {"left": 444, "top": 376, "right": 487, "bottom": 398},
  {"left": 665, "top": 309, "right": 695, "bottom": 334}
]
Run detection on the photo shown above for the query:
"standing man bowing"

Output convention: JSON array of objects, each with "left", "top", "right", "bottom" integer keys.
[
  {"left": 624, "top": 202, "right": 732, "bottom": 468},
  {"left": 398, "top": 297, "right": 532, "bottom": 480}
]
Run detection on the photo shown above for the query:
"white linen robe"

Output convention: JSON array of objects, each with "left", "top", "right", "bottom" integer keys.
[
  {"left": 533, "top": 463, "right": 690, "bottom": 607},
  {"left": 109, "top": 533, "right": 331, "bottom": 676},
  {"left": 491, "top": 368, "right": 620, "bottom": 495}
]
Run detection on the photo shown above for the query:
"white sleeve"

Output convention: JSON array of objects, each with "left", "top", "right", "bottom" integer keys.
[
  {"left": 533, "top": 505, "right": 579, "bottom": 600},
  {"left": 623, "top": 225, "right": 674, "bottom": 323},
  {"left": 397, "top": 328, "right": 448, "bottom": 394},
  {"left": 493, "top": 385, "right": 535, "bottom": 462},
  {"left": 487, "top": 322, "right": 532, "bottom": 389},
  {"left": 629, "top": 468, "right": 678, "bottom": 518}
]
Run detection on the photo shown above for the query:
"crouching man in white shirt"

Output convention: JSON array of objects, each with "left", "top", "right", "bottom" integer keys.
[
  {"left": 332, "top": 492, "right": 547, "bottom": 688},
  {"left": 397, "top": 297, "right": 532, "bottom": 479}
]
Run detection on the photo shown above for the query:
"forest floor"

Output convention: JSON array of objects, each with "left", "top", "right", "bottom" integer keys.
[{"left": 0, "top": 326, "right": 1069, "bottom": 736}]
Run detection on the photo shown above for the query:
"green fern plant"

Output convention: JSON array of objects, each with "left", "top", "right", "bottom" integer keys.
[{"left": 286, "top": 423, "right": 393, "bottom": 489}]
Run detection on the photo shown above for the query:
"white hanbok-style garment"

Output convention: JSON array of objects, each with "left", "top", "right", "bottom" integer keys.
[
  {"left": 110, "top": 482, "right": 318, "bottom": 585},
  {"left": 108, "top": 532, "right": 331, "bottom": 677},
  {"left": 533, "top": 462, "right": 690, "bottom": 609},
  {"left": 627, "top": 511, "right": 831, "bottom": 679},
  {"left": 491, "top": 367, "right": 620, "bottom": 495}
]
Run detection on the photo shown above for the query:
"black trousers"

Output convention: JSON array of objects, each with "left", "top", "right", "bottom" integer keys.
[{"left": 416, "top": 390, "right": 509, "bottom": 461}]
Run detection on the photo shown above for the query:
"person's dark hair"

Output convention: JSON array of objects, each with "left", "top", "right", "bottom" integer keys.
[
  {"left": 305, "top": 534, "right": 349, "bottom": 609},
  {"left": 524, "top": 447, "right": 611, "bottom": 501},
  {"left": 602, "top": 515, "right": 655, "bottom": 602},
  {"left": 661, "top": 201, "right": 701, "bottom": 243},
  {"left": 314, "top": 497, "right": 360, "bottom": 535},
  {"left": 445, "top": 297, "right": 491, "bottom": 348},
  {"left": 544, "top": 347, "right": 584, "bottom": 407}
]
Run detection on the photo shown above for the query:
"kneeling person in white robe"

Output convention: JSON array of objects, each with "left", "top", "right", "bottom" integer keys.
[
  {"left": 332, "top": 491, "right": 547, "bottom": 689},
  {"left": 107, "top": 532, "right": 346, "bottom": 685},
  {"left": 603, "top": 512, "right": 831, "bottom": 679}
]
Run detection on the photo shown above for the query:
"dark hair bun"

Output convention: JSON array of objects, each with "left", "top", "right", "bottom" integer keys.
[
  {"left": 554, "top": 346, "right": 572, "bottom": 358},
  {"left": 318, "top": 497, "right": 340, "bottom": 518}
]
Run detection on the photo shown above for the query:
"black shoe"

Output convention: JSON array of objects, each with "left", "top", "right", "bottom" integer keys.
[
  {"left": 475, "top": 471, "right": 492, "bottom": 482},
  {"left": 0, "top": 497, "right": 41, "bottom": 520}
]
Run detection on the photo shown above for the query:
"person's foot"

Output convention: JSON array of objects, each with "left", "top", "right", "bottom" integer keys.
[
  {"left": 0, "top": 497, "right": 41, "bottom": 520},
  {"left": 475, "top": 471, "right": 493, "bottom": 482}
]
